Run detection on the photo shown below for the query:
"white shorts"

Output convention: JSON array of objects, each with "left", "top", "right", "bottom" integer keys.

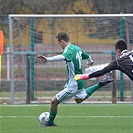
[{"left": 56, "top": 85, "right": 87, "bottom": 103}]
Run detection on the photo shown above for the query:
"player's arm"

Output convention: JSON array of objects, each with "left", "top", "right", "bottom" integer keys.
[
  {"left": 82, "top": 50, "right": 93, "bottom": 65},
  {"left": 86, "top": 54, "right": 93, "bottom": 66},
  {"left": 74, "top": 59, "right": 117, "bottom": 81},
  {"left": 89, "top": 66, "right": 111, "bottom": 78},
  {"left": 37, "top": 54, "right": 65, "bottom": 62}
]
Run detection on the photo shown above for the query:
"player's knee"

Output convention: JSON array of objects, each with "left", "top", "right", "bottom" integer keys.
[{"left": 51, "top": 97, "right": 59, "bottom": 106}]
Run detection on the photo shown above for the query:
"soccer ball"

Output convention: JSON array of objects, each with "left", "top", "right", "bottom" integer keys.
[{"left": 39, "top": 112, "right": 50, "bottom": 124}]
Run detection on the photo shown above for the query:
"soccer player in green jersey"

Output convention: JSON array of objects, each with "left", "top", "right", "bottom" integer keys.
[{"left": 37, "top": 31, "right": 113, "bottom": 126}]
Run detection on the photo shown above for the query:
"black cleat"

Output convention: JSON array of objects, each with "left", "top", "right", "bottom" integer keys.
[
  {"left": 98, "top": 77, "right": 113, "bottom": 87},
  {"left": 40, "top": 122, "right": 57, "bottom": 127}
]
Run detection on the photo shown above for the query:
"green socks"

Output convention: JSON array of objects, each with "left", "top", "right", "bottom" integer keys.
[
  {"left": 85, "top": 84, "right": 100, "bottom": 97},
  {"left": 48, "top": 110, "right": 57, "bottom": 124}
]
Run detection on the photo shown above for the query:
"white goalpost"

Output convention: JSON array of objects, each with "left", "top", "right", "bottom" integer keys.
[{"left": 8, "top": 14, "right": 133, "bottom": 104}]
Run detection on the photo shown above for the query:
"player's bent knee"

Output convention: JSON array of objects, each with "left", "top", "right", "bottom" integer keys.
[{"left": 51, "top": 97, "right": 59, "bottom": 106}]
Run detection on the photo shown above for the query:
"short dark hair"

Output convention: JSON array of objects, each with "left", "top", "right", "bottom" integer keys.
[
  {"left": 114, "top": 39, "right": 127, "bottom": 51},
  {"left": 56, "top": 31, "right": 70, "bottom": 42}
]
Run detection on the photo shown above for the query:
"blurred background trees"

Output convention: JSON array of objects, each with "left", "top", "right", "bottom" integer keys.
[
  {"left": 0, "top": 0, "right": 133, "bottom": 45},
  {"left": 0, "top": 0, "right": 132, "bottom": 15}
]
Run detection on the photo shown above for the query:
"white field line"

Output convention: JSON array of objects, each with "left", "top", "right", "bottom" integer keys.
[
  {"left": 0, "top": 103, "right": 132, "bottom": 107},
  {"left": 0, "top": 116, "right": 132, "bottom": 118}
]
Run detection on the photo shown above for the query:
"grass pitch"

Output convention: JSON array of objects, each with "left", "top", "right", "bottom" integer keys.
[{"left": 0, "top": 104, "right": 133, "bottom": 133}]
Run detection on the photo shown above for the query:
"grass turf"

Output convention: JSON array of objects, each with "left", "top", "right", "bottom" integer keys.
[{"left": 0, "top": 104, "right": 133, "bottom": 133}]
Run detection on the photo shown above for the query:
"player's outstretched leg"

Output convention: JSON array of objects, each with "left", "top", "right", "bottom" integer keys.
[
  {"left": 85, "top": 77, "right": 113, "bottom": 98},
  {"left": 98, "top": 77, "right": 113, "bottom": 87}
]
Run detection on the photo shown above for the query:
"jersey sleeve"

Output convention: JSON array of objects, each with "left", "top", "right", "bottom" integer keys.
[
  {"left": 62, "top": 47, "right": 73, "bottom": 62},
  {"left": 81, "top": 50, "right": 93, "bottom": 65},
  {"left": 46, "top": 54, "right": 65, "bottom": 62},
  {"left": 81, "top": 50, "right": 89, "bottom": 59}
]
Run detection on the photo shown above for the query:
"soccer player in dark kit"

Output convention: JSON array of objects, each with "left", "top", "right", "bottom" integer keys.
[{"left": 74, "top": 39, "right": 133, "bottom": 81}]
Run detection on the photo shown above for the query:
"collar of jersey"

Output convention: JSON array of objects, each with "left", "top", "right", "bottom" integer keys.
[
  {"left": 64, "top": 44, "right": 71, "bottom": 52},
  {"left": 120, "top": 50, "right": 129, "bottom": 57},
  {"left": 121, "top": 50, "right": 129, "bottom": 54}
]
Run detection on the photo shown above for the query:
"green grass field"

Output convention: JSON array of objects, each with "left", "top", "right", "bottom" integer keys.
[{"left": 0, "top": 104, "right": 133, "bottom": 133}]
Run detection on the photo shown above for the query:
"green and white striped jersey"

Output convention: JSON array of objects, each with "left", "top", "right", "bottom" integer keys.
[{"left": 62, "top": 44, "right": 92, "bottom": 90}]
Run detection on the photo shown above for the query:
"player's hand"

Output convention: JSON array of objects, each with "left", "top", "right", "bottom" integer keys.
[
  {"left": 37, "top": 54, "right": 47, "bottom": 62},
  {"left": 89, "top": 61, "right": 93, "bottom": 66},
  {"left": 74, "top": 74, "right": 89, "bottom": 81}
]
